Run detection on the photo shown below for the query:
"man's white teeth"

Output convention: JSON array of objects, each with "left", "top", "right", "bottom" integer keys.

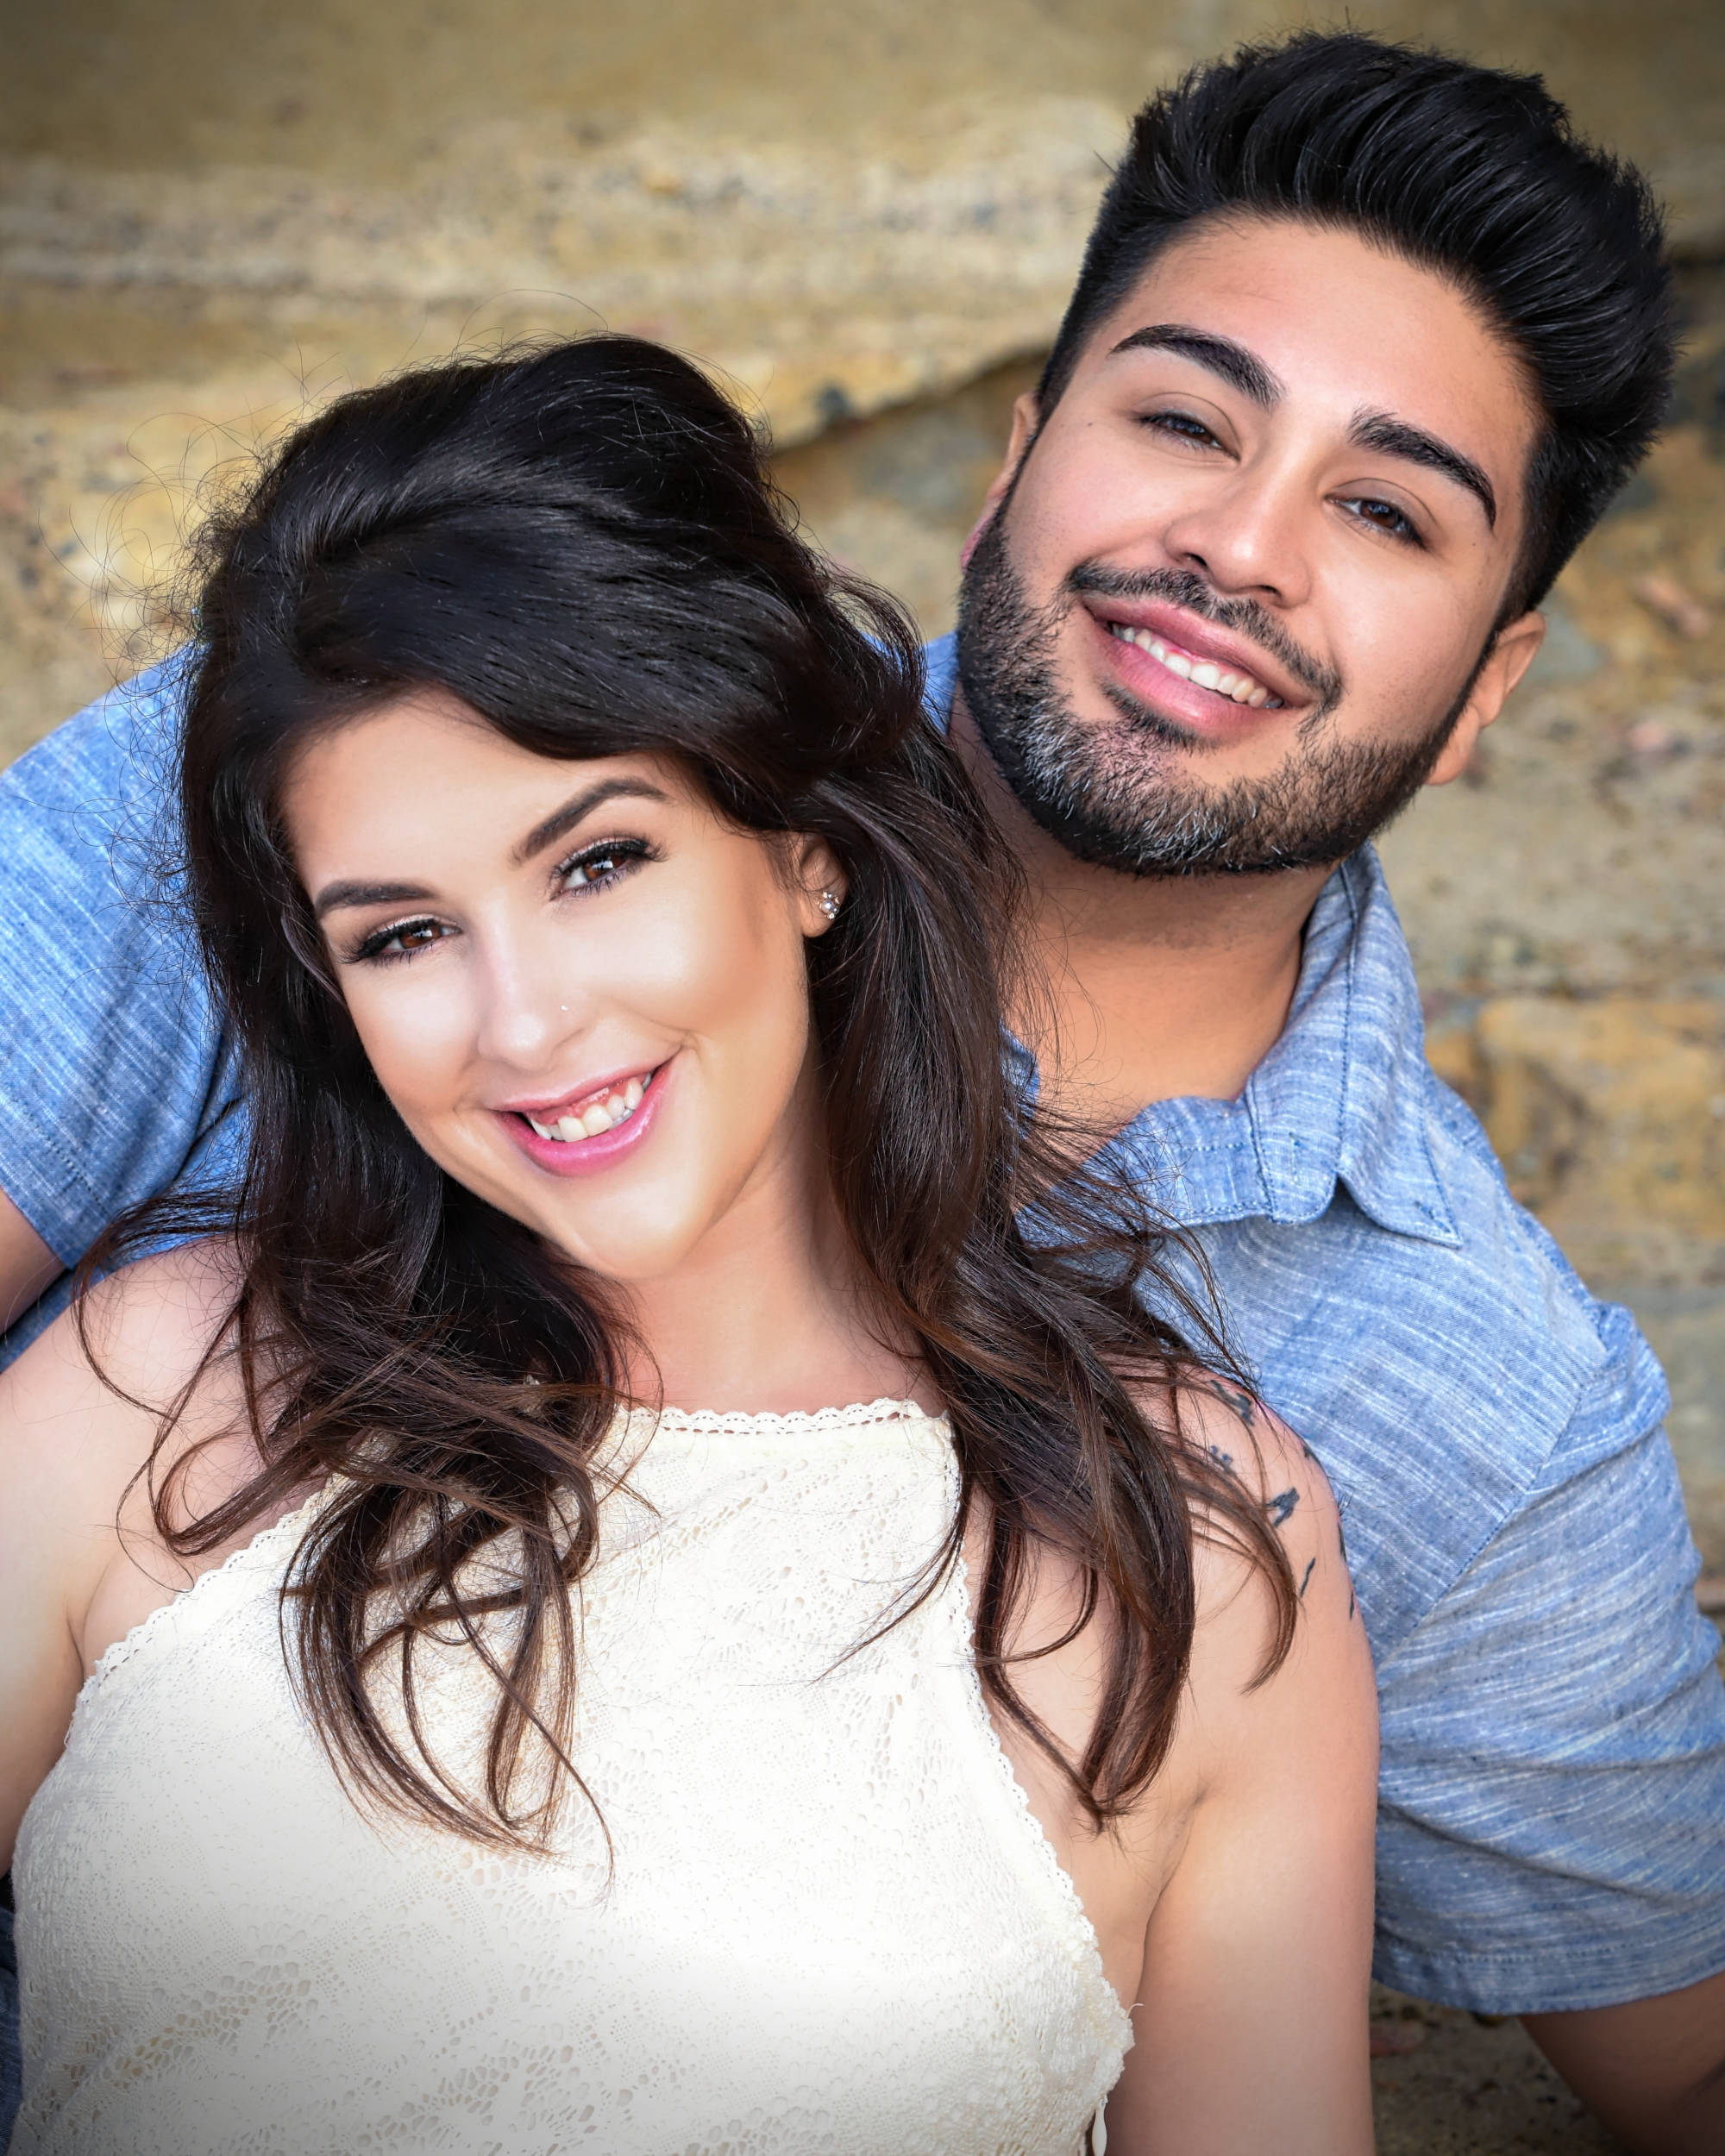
[
  {"left": 526, "top": 1075, "right": 648, "bottom": 1144},
  {"left": 1108, "top": 622, "right": 1284, "bottom": 709}
]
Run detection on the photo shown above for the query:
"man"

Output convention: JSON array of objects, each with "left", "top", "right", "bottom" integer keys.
[{"left": 0, "top": 30, "right": 1720, "bottom": 2150}]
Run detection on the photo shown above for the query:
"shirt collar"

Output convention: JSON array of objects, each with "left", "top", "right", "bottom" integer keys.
[{"left": 922, "top": 631, "right": 1458, "bottom": 1247}]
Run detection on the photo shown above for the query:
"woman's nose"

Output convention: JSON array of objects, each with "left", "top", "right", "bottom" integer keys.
[{"left": 471, "top": 941, "right": 581, "bottom": 1070}]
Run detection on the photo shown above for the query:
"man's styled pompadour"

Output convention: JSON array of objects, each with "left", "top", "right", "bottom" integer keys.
[{"left": 1039, "top": 31, "right": 1674, "bottom": 615}]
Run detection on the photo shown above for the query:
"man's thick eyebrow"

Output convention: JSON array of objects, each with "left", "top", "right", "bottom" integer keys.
[
  {"left": 1348, "top": 409, "right": 1497, "bottom": 528},
  {"left": 511, "top": 776, "right": 672, "bottom": 866},
  {"left": 1107, "top": 324, "right": 1283, "bottom": 408}
]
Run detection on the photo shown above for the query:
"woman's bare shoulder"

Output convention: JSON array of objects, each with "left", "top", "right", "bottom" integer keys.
[
  {"left": 0, "top": 1238, "right": 245, "bottom": 1489},
  {"left": 1146, "top": 1372, "right": 1366, "bottom": 1752}
]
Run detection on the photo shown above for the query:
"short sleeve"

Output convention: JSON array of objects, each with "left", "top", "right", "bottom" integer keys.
[
  {"left": 1371, "top": 1315, "right": 1725, "bottom": 2013},
  {"left": 0, "top": 659, "right": 246, "bottom": 1363}
]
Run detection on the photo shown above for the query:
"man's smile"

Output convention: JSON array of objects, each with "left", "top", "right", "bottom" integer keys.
[{"left": 1078, "top": 595, "right": 1314, "bottom": 746}]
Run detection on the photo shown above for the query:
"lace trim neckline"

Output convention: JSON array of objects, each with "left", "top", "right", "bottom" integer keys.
[
  {"left": 76, "top": 1400, "right": 939, "bottom": 1712},
  {"left": 78, "top": 1480, "right": 335, "bottom": 1708},
  {"left": 619, "top": 1395, "right": 938, "bottom": 1436}
]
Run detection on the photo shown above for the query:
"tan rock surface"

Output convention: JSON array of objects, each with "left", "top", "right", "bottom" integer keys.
[{"left": 1, "top": 0, "right": 1720, "bottom": 761}]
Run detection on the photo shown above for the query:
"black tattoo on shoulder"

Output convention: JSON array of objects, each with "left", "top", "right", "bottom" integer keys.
[
  {"left": 1298, "top": 1556, "right": 1317, "bottom": 1599},
  {"left": 1206, "top": 1376, "right": 1258, "bottom": 1429},
  {"left": 1207, "top": 1442, "right": 1236, "bottom": 1475},
  {"left": 1266, "top": 1487, "right": 1300, "bottom": 1529}
]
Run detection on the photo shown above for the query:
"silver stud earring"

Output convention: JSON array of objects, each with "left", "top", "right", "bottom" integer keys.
[{"left": 819, "top": 889, "right": 841, "bottom": 921}]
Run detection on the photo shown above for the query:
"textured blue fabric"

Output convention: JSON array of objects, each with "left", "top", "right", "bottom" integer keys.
[
  {"left": 0, "top": 659, "right": 246, "bottom": 1360},
  {"left": 2, "top": 646, "right": 1722, "bottom": 2014}
]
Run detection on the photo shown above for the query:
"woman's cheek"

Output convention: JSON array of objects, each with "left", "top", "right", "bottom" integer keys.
[
  {"left": 347, "top": 972, "right": 478, "bottom": 1119},
  {"left": 621, "top": 871, "right": 781, "bottom": 1034}
]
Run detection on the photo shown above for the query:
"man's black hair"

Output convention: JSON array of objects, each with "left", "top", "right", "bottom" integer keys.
[{"left": 1038, "top": 30, "right": 1674, "bottom": 615}]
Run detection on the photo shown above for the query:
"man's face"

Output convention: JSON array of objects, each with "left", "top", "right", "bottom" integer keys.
[{"left": 956, "top": 216, "right": 1546, "bottom": 875}]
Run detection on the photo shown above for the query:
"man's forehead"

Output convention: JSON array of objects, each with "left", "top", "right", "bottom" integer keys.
[{"left": 1092, "top": 216, "right": 1535, "bottom": 436}]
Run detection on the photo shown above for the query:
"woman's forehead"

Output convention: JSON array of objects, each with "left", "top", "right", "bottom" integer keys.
[{"left": 280, "top": 697, "right": 697, "bottom": 868}]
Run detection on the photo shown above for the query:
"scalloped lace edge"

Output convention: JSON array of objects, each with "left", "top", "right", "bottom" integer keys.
[
  {"left": 77, "top": 1482, "right": 336, "bottom": 1711},
  {"left": 621, "top": 1395, "right": 934, "bottom": 1437},
  {"left": 950, "top": 1537, "right": 1134, "bottom": 2062}
]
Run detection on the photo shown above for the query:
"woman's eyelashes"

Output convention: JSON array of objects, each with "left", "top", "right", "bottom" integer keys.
[
  {"left": 341, "top": 836, "right": 660, "bottom": 966},
  {"left": 341, "top": 914, "right": 450, "bottom": 966},
  {"left": 556, "top": 835, "right": 656, "bottom": 895},
  {"left": 348, "top": 916, "right": 455, "bottom": 965}
]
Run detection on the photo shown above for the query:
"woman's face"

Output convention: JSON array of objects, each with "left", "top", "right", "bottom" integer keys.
[{"left": 280, "top": 691, "right": 844, "bottom": 1285}]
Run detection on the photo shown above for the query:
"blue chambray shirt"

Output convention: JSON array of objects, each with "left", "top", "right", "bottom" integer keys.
[{"left": 2, "top": 645, "right": 1723, "bottom": 2015}]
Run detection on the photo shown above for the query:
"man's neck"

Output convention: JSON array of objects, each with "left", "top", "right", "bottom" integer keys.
[{"left": 949, "top": 688, "right": 1333, "bottom": 1131}]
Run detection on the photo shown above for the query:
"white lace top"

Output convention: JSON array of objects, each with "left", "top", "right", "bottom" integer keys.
[{"left": 13, "top": 1401, "right": 1132, "bottom": 2154}]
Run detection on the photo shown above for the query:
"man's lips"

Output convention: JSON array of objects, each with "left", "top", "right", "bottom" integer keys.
[{"left": 1082, "top": 597, "right": 1307, "bottom": 715}]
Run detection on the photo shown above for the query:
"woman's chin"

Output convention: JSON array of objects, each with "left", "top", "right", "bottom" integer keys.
[{"left": 537, "top": 1210, "right": 713, "bottom": 1287}]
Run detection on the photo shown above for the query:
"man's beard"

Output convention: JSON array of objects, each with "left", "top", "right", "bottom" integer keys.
[{"left": 954, "top": 511, "right": 1478, "bottom": 879}]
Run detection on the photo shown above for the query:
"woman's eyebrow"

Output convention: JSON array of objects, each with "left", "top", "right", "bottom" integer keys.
[
  {"left": 511, "top": 777, "right": 672, "bottom": 866},
  {"left": 311, "top": 778, "right": 674, "bottom": 918},
  {"left": 313, "top": 878, "right": 432, "bottom": 921}
]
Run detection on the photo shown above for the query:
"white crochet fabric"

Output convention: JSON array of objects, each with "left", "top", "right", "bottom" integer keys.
[{"left": 13, "top": 1401, "right": 1131, "bottom": 2154}]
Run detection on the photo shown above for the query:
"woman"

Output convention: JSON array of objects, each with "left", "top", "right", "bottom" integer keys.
[{"left": 0, "top": 339, "right": 1376, "bottom": 2154}]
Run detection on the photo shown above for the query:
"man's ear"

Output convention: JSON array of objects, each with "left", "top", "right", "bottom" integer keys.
[
  {"left": 959, "top": 391, "right": 1040, "bottom": 569},
  {"left": 1424, "top": 610, "right": 1546, "bottom": 788}
]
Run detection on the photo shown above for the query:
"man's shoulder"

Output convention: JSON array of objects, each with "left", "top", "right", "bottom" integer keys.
[
  {"left": 1214, "top": 1056, "right": 1668, "bottom": 1654},
  {"left": 0, "top": 655, "right": 192, "bottom": 912},
  {"left": 1, "top": 655, "right": 187, "bottom": 811},
  {"left": 1415, "top": 1058, "right": 1655, "bottom": 1405},
  {"left": 1336, "top": 1057, "right": 1659, "bottom": 1463}
]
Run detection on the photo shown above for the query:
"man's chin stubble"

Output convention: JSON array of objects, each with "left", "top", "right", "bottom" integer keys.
[{"left": 954, "top": 518, "right": 1469, "bottom": 880}]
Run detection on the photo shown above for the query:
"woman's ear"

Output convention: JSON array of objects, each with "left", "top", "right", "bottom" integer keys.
[{"left": 788, "top": 836, "right": 848, "bottom": 936}]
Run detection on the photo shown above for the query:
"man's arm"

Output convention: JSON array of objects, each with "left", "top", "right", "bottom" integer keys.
[
  {"left": 0, "top": 660, "right": 245, "bottom": 1366},
  {"left": 0, "top": 1193, "right": 60, "bottom": 1336},
  {"left": 1367, "top": 1301, "right": 1725, "bottom": 2145},
  {"left": 1524, "top": 1972, "right": 1725, "bottom": 2156}
]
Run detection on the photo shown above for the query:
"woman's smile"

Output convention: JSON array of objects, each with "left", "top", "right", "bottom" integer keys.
[{"left": 497, "top": 1059, "right": 670, "bottom": 1178}]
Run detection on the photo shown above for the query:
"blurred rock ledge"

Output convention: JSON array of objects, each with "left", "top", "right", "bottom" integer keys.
[{"left": 0, "top": 94, "right": 1132, "bottom": 450}]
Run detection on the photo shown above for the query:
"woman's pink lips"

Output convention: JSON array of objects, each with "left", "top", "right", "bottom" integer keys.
[{"left": 497, "top": 1062, "right": 669, "bottom": 1180}]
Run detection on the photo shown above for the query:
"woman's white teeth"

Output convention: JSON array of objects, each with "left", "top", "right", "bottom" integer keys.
[
  {"left": 1108, "top": 622, "right": 1283, "bottom": 709},
  {"left": 525, "top": 1076, "right": 649, "bottom": 1144}
]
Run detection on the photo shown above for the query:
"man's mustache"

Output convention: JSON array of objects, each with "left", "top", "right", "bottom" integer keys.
[{"left": 1065, "top": 563, "right": 1344, "bottom": 714}]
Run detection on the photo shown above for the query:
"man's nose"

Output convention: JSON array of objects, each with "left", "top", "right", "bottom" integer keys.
[{"left": 1159, "top": 460, "right": 1314, "bottom": 610}]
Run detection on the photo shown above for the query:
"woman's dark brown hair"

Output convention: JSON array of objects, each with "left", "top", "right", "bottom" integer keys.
[{"left": 100, "top": 335, "right": 1294, "bottom": 1847}]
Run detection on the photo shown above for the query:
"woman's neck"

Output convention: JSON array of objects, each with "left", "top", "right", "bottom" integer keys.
[{"left": 616, "top": 1110, "right": 925, "bottom": 1420}]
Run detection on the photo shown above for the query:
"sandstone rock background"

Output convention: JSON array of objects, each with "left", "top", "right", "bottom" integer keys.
[{"left": 2, "top": 6, "right": 1721, "bottom": 2146}]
